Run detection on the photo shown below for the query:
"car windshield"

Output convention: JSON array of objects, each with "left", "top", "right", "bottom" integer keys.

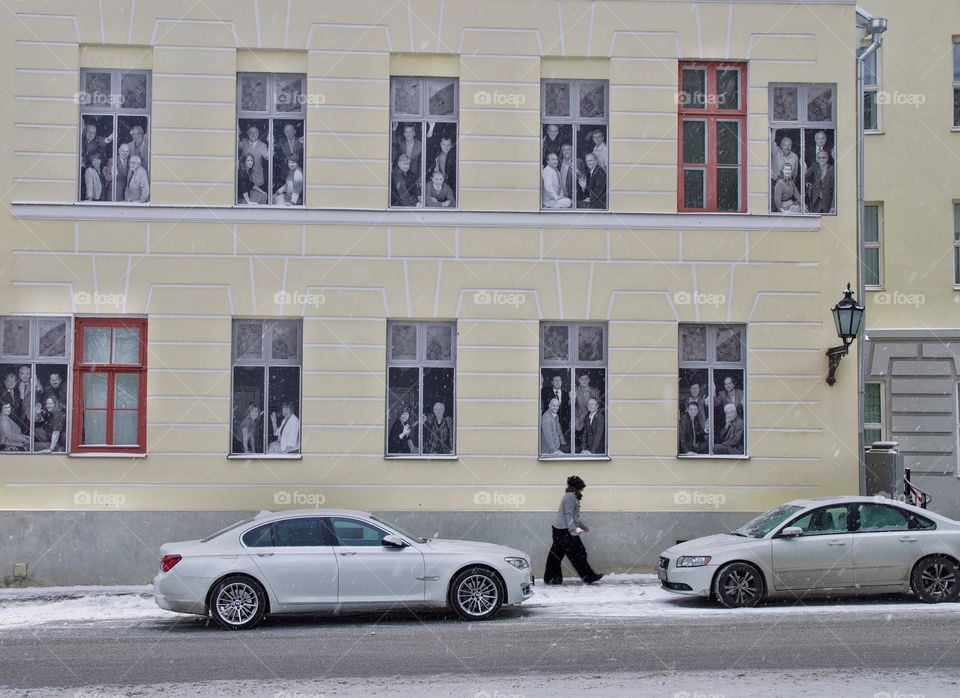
[
  {"left": 200, "top": 519, "right": 253, "bottom": 543},
  {"left": 733, "top": 504, "right": 804, "bottom": 538},
  {"left": 369, "top": 514, "right": 426, "bottom": 544}
]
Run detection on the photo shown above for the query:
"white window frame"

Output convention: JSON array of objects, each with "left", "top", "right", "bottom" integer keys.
[
  {"left": 864, "top": 381, "right": 884, "bottom": 447},
  {"left": 864, "top": 202, "right": 883, "bottom": 290},
  {"left": 863, "top": 49, "right": 881, "bottom": 134}
]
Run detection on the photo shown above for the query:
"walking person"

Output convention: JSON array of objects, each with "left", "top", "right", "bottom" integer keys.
[{"left": 543, "top": 475, "right": 603, "bottom": 585}]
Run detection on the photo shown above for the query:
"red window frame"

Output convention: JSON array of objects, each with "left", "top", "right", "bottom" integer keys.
[
  {"left": 677, "top": 62, "right": 747, "bottom": 213},
  {"left": 71, "top": 317, "right": 148, "bottom": 454}
]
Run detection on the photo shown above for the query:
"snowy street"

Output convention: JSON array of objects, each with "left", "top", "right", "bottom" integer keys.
[{"left": 2, "top": 574, "right": 960, "bottom": 696}]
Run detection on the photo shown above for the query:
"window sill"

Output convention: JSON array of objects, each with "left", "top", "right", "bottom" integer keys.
[
  {"left": 866, "top": 286, "right": 885, "bottom": 292},
  {"left": 538, "top": 456, "right": 611, "bottom": 462},
  {"left": 384, "top": 455, "right": 458, "bottom": 460},
  {"left": 676, "top": 454, "right": 750, "bottom": 461},
  {"left": 864, "top": 130, "right": 884, "bottom": 136},
  {"left": 68, "top": 452, "right": 147, "bottom": 458},
  {"left": 227, "top": 454, "right": 302, "bottom": 460}
]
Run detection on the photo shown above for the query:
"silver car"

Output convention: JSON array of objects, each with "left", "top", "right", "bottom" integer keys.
[
  {"left": 658, "top": 496, "right": 960, "bottom": 608},
  {"left": 154, "top": 509, "right": 534, "bottom": 629}
]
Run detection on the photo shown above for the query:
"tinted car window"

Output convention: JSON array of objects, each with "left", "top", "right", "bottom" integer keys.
[
  {"left": 787, "top": 505, "right": 849, "bottom": 535},
  {"left": 908, "top": 513, "right": 936, "bottom": 530},
  {"left": 735, "top": 504, "right": 804, "bottom": 538},
  {"left": 242, "top": 523, "right": 274, "bottom": 547},
  {"left": 330, "top": 517, "right": 387, "bottom": 547},
  {"left": 273, "top": 518, "right": 330, "bottom": 546},
  {"left": 856, "top": 504, "right": 910, "bottom": 532}
]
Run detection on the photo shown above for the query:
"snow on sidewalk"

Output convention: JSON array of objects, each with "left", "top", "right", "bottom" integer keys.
[{"left": 0, "top": 573, "right": 953, "bottom": 628}]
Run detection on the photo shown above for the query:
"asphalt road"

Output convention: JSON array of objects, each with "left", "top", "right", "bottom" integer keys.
[{"left": 3, "top": 602, "right": 960, "bottom": 691}]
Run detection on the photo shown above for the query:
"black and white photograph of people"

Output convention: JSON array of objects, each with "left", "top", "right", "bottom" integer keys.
[
  {"left": 391, "top": 122, "right": 457, "bottom": 208},
  {"left": 80, "top": 126, "right": 150, "bottom": 203},
  {"left": 541, "top": 127, "right": 607, "bottom": 209},
  {"left": 267, "top": 402, "right": 300, "bottom": 454},
  {"left": 543, "top": 475, "right": 604, "bottom": 585},
  {"left": 0, "top": 368, "right": 66, "bottom": 453},
  {"left": 388, "top": 403, "right": 418, "bottom": 454},
  {"left": 237, "top": 122, "right": 304, "bottom": 206},
  {"left": 771, "top": 129, "right": 835, "bottom": 214}
]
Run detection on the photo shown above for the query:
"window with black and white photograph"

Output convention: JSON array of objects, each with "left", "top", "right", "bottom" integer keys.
[
  {"left": 386, "top": 322, "right": 456, "bottom": 457},
  {"left": 769, "top": 84, "right": 837, "bottom": 215},
  {"left": 78, "top": 68, "right": 150, "bottom": 203},
  {"left": 678, "top": 324, "right": 746, "bottom": 457},
  {"left": 390, "top": 77, "right": 458, "bottom": 209},
  {"left": 541, "top": 80, "right": 609, "bottom": 211},
  {"left": 0, "top": 317, "right": 70, "bottom": 454},
  {"left": 539, "top": 323, "right": 607, "bottom": 458},
  {"left": 237, "top": 73, "right": 306, "bottom": 206},
  {"left": 231, "top": 320, "right": 302, "bottom": 456}
]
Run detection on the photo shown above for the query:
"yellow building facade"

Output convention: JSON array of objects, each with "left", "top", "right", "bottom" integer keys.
[{"left": 0, "top": 0, "right": 861, "bottom": 584}]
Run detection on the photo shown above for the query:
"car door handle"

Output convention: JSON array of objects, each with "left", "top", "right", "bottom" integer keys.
[
  {"left": 339, "top": 551, "right": 357, "bottom": 556},
  {"left": 899, "top": 536, "right": 918, "bottom": 543},
  {"left": 256, "top": 553, "right": 274, "bottom": 557},
  {"left": 827, "top": 541, "right": 847, "bottom": 546}
]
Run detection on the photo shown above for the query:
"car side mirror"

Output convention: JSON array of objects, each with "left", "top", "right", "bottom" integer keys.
[
  {"left": 779, "top": 526, "right": 803, "bottom": 538},
  {"left": 382, "top": 535, "right": 408, "bottom": 548}
]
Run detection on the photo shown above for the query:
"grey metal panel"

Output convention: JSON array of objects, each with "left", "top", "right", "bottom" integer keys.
[
  {"left": 868, "top": 341, "right": 919, "bottom": 377},
  {"left": 890, "top": 377, "right": 954, "bottom": 395},
  {"left": 893, "top": 395, "right": 955, "bottom": 413},
  {"left": 890, "top": 359, "right": 955, "bottom": 376},
  {"left": 922, "top": 343, "right": 960, "bottom": 361},
  {"left": 908, "top": 473, "right": 960, "bottom": 519},
  {"left": 888, "top": 432, "right": 956, "bottom": 453},
  {"left": 891, "top": 415, "right": 955, "bottom": 433},
  {"left": 903, "top": 453, "right": 957, "bottom": 474}
]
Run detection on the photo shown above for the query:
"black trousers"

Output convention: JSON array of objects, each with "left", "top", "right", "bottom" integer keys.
[{"left": 543, "top": 526, "right": 598, "bottom": 583}]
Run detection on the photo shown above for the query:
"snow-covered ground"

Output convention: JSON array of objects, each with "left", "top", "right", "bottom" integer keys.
[{"left": 0, "top": 573, "right": 951, "bottom": 628}]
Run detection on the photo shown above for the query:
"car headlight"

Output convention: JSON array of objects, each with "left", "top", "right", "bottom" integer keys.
[
  {"left": 505, "top": 557, "right": 530, "bottom": 570},
  {"left": 676, "top": 555, "right": 712, "bottom": 567}
]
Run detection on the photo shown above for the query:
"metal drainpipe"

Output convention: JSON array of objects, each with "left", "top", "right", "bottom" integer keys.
[{"left": 856, "top": 18, "right": 887, "bottom": 494}]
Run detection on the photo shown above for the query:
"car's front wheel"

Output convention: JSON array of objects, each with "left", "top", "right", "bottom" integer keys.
[
  {"left": 911, "top": 556, "right": 960, "bottom": 603},
  {"left": 209, "top": 575, "right": 267, "bottom": 630},
  {"left": 448, "top": 567, "right": 504, "bottom": 621},
  {"left": 713, "top": 562, "right": 765, "bottom": 608}
]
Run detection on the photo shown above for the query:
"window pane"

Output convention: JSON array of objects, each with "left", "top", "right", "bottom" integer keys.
[
  {"left": 427, "top": 79, "right": 456, "bottom": 117},
  {"left": 683, "top": 169, "right": 705, "bottom": 209},
  {"left": 578, "top": 326, "right": 604, "bottom": 362},
  {"left": 83, "top": 327, "right": 111, "bottom": 363},
  {"left": 864, "top": 91, "right": 878, "bottom": 130},
  {"left": 772, "top": 85, "right": 799, "bottom": 121},
  {"left": 83, "top": 372, "right": 108, "bottom": 408},
  {"left": 113, "top": 410, "right": 138, "bottom": 445},
  {"left": 716, "top": 68, "right": 740, "bottom": 110},
  {"left": 0, "top": 362, "right": 32, "bottom": 449},
  {"left": 393, "top": 78, "right": 421, "bottom": 115},
  {"left": 540, "top": 367, "right": 571, "bottom": 456},
  {"left": 275, "top": 75, "right": 304, "bottom": 113},
  {"left": 542, "top": 325, "right": 569, "bottom": 362},
  {"left": 272, "top": 120, "right": 305, "bottom": 206},
  {"left": 717, "top": 167, "right": 739, "bottom": 211},
  {"left": 575, "top": 125, "right": 607, "bottom": 209},
  {"left": 955, "top": 203, "right": 960, "bottom": 238},
  {"left": 574, "top": 368, "right": 605, "bottom": 455},
  {"left": 864, "top": 248, "right": 881, "bottom": 287},
  {"left": 681, "top": 68, "right": 706, "bottom": 109},
  {"left": 232, "top": 366, "right": 265, "bottom": 454},
  {"left": 579, "top": 82, "right": 605, "bottom": 118},
  {"left": 117, "top": 115, "right": 149, "bottom": 201},
  {"left": 864, "top": 428, "right": 882, "bottom": 445},
  {"left": 422, "top": 367, "right": 454, "bottom": 454},
  {"left": 954, "top": 88, "right": 960, "bottom": 128},
  {"left": 271, "top": 322, "right": 299, "bottom": 361},
  {"left": 240, "top": 74, "right": 268, "bottom": 112},
  {"left": 38, "top": 319, "right": 67, "bottom": 358},
  {"left": 235, "top": 322, "right": 264, "bottom": 361},
  {"left": 679, "top": 368, "right": 710, "bottom": 455},
  {"left": 954, "top": 42, "right": 960, "bottom": 82},
  {"left": 387, "top": 366, "right": 420, "bottom": 455},
  {"left": 82, "top": 410, "right": 107, "bottom": 445},
  {"left": 716, "top": 121, "right": 739, "bottom": 164},
  {"left": 80, "top": 114, "right": 113, "bottom": 202},
  {"left": 864, "top": 383, "right": 882, "bottom": 423},
  {"left": 858, "top": 504, "right": 909, "bottom": 531},
  {"left": 806, "top": 86, "right": 834, "bottom": 122},
  {"left": 274, "top": 518, "right": 327, "bottom": 547},
  {"left": 120, "top": 72, "right": 148, "bottom": 110},
  {"left": 804, "top": 134, "right": 835, "bottom": 214},
  {"left": 267, "top": 366, "right": 300, "bottom": 454},
  {"left": 36, "top": 364, "right": 67, "bottom": 416},
  {"left": 242, "top": 524, "right": 273, "bottom": 547},
  {"left": 682, "top": 121, "right": 706, "bottom": 163},
  {"left": 114, "top": 373, "right": 139, "bottom": 409},
  {"left": 425, "top": 123, "right": 457, "bottom": 206},
  {"left": 391, "top": 121, "right": 422, "bottom": 207},
  {"left": 113, "top": 327, "right": 141, "bottom": 364},
  {"left": 2, "top": 319, "right": 30, "bottom": 357},
  {"left": 331, "top": 517, "right": 385, "bottom": 546},
  {"left": 543, "top": 82, "right": 570, "bottom": 117},
  {"left": 238, "top": 118, "right": 270, "bottom": 197},
  {"left": 390, "top": 324, "right": 418, "bottom": 362},
  {"left": 863, "top": 52, "right": 877, "bottom": 86},
  {"left": 863, "top": 206, "right": 879, "bottom": 241},
  {"left": 425, "top": 325, "right": 453, "bottom": 362},
  {"left": 83, "top": 72, "right": 112, "bottom": 107},
  {"left": 716, "top": 326, "right": 743, "bottom": 363},
  {"left": 714, "top": 370, "right": 744, "bottom": 421},
  {"left": 680, "top": 326, "right": 707, "bottom": 362}
]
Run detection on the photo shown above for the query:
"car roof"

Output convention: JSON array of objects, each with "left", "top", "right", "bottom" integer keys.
[
  {"left": 782, "top": 495, "right": 951, "bottom": 520},
  {"left": 251, "top": 508, "right": 373, "bottom": 522}
]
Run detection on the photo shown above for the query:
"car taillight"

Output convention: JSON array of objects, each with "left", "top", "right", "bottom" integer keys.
[{"left": 161, "top": 554, "right": 182, "bottom": 572}]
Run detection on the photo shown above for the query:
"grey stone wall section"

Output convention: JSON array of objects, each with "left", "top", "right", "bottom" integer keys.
[{"left": 1, "top": 510, "right": 754, "bottom": 587}]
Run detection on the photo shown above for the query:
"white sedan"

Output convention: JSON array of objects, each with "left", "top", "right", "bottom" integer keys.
[
  {"left": 659, "top": 496, "right": 960, "bottom": 608},
  {"left": 154, "top": 509, "right": 534, "bottom": 629}
]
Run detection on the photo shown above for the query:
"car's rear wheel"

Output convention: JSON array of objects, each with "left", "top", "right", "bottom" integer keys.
[
  {"left": 713, "top": 562, "right": 765, "bottom": 608},
  {"left": 448, "top": 566, "right": 504, "bottom": 621},
  {"left": 911, "top": 556, "right": 960, "bottom": 603},
  {"left": 209, "top": 575, "right": 267, "bottom": 630}
]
